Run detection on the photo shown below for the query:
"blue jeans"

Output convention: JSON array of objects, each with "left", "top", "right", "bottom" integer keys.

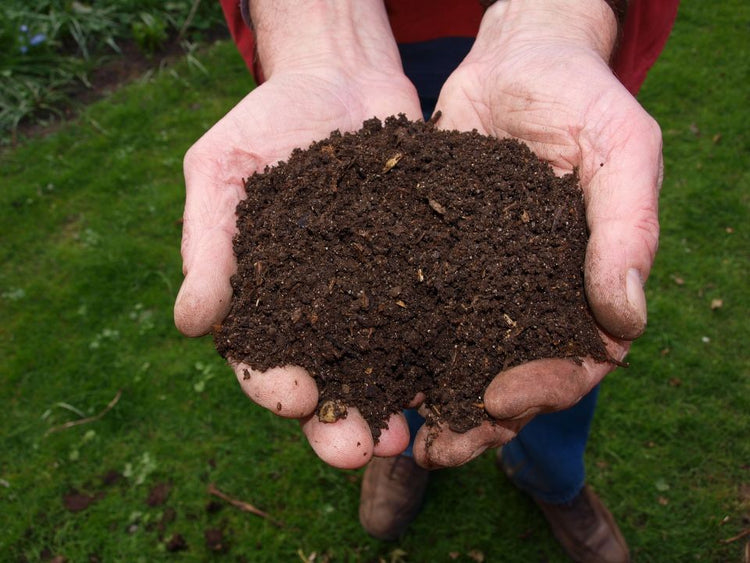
[{"left": 398, "top": 37, "right": 599, "bottom": 504}]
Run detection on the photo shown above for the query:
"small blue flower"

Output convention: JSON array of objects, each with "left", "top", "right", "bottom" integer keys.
[
  {"left": 20, "top": 45, "right": 28, "bottom": 54},
  {"left": 20, "top": 24, "right": 29, "bottom": 33},
  {"left": 29, "top": 33, "right": 46, "bottom": 46}
]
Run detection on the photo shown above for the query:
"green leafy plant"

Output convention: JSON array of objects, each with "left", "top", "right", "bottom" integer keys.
[
  {"left": 131, "top": 12, "right": 168, "bottom": 56},
  {"left": 0, "top": 0, "right": 224, "bottom": 143}
]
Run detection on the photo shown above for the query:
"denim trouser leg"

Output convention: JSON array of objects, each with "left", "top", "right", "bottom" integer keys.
[
  {"left": 401, "top": 409, "right": 426, "bottom": 458},
  {"left": 497, "top": 385, "right": 600, "bottom": 504},
  {"left": 401, "top": 386, "right": 600, "bottom": 504}
]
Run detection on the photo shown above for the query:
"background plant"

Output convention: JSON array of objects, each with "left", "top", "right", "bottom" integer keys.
[{"left": 0, "top": 0, "right": 224, "bottom": 143}]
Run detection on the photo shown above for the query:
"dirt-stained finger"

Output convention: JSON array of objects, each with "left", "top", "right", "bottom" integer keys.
[
  {"left": 372, "top": 412, "right": 410, "bottom": 457},
  {"left": 483, "top": 357, "right": 612, "bottom": 421},
  {"left": 301, "top": 407, "right": 374, "bottom": 469},
  {"left": 233, "top": 363, "right": 319, "bottom": 419},
  {"left": 412, "top": 419, "right": 523, "bottom": 469}
]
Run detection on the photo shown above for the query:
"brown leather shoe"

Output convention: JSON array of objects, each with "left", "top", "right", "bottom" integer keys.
[
  {"left": 535, "top": 486, "right": 630, "bottom": 563},
  {"left": 359, "top": 455, "right": 430, "bottom": 541},
  {"left": 496, "top": 450, "right": 629, "bottom": 562}
]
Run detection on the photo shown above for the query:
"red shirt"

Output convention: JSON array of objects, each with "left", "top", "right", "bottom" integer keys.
[{"left": 219, "top": 0, "right": 679, "bottom": 96}]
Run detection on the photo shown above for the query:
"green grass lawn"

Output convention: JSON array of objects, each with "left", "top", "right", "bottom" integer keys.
[{"left": 1, "top": 1, "right": 748, "bottom": 561}]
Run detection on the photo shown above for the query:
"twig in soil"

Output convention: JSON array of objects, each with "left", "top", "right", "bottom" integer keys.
[
  {"left": 606, "top": 354, "right": 630, "bottom": 368},
  {"left": 719, "top": 527, "right": 750, "bottom": 544},
  {"left": 45, "top": 390, "right": 122, "bottom": 436},
  {"left": 207, "top": 483, "right": 284, "bottom": 528}
]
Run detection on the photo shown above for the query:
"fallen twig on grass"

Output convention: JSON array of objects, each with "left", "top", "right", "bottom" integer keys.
[
  {"left": 45, "top": 390, "right": 122, "bottom": 436},
  {"left": 208, "top": 483, "right": 284, "bottom": 528},
  {"left": 720, "top": 527, "right": 750, "bottom": 544}
]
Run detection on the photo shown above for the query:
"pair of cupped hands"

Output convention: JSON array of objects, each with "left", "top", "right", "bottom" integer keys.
[{"left": 174, "top": 1, "right": 662, "bottom": 470}]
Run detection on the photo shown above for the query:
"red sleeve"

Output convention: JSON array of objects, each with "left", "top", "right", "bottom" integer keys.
[
  {"left": 219, "top": 0, "right": 679, "bottom": 96},
  {"left": 218, "top": 0, "right": 261, "bottom": 81},
  {"left": 612, "top": 0, "right": 680, "bottom": 95},
  {"left": 385, "top": 0, "right": 483, "bottom": 43}
]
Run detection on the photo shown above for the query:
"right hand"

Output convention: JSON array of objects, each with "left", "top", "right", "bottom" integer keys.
[
  {"left": 174, "top": 1, "right": 423, "bottom": 469},
  {"left": 410, "top": 0, "right": 662, "bottom": 469}
]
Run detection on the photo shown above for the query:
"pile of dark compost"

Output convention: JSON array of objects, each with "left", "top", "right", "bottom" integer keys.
[{"left": 215, "top": 115, "right": 608, "bottom": 438}]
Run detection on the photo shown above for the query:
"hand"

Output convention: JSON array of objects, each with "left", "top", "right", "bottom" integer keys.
[
  {"left": 174, "top": 1, "right": 422, "bottom": 468},
  {"left": 412, "top": 0, "right": 663, "bottom": 468}
]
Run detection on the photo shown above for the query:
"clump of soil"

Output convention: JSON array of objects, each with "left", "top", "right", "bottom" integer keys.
[{"left": 215, "top": 114, "right": 608, "bottom": 438}]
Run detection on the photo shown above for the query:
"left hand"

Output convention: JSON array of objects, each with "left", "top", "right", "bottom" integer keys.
[
  {"left": 412, "top": 0, "right": 663, "bottom": 468},
  {"left": 175, "top": 0, "right": 424, "bottom": 469}
]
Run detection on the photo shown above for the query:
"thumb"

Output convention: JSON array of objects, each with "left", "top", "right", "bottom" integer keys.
[
  {"left": 174, "top": 227, "right": 236, "bottom": 337},
  {"left": 174, "top": 144, "right": 246, "bottom": 337},
  {"left": 583, "top": 110, "right": 663, "bottom": 340}
]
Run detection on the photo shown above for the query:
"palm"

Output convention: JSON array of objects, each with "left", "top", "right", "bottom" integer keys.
[
  {"left": 177, "top": 68, "right": 420, "bottom": 335},
  {"left": 175, "top": 68, "right": 421, "bottom": 468},
  {"left": 413, "top": 45, "right": 663, "bottom": 468},
  {"left": 437, "top": 42, "right": 662, "bottom": 334},
  {"left": 440, "top": 46, "right": 635, "bottom": 171},
  {"left": 200, "top": 70, "right": 422, "bottom": 175}
]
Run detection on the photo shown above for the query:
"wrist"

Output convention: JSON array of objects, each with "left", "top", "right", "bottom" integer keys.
[
  {"left": 478, "top": 0, "right": 619, "bottom": 62},
  {"left": 249, "top": 1, "right": 404, "bottom": 79}
]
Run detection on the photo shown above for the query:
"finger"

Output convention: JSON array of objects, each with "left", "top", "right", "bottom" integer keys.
[
  {"left": 412, "top": 419, "right": 524, "bottom": 469},
  {"left": 234, "top": 363, "right": 319, "bottom": 418},
  {"left": 582, "top": 102, "right": 663, "bottom": 340},
  {"left": 407, "top": 392, "right": 426, "bottom": 409},
  {"left": 372, "top": 412, "right": 410, "bottom": 457},
  {"left": 482, "top": 357, "right": 611, "bottom": 421},
  {"left": 301, "top": 407, "right": 374, "bottom": 469}
]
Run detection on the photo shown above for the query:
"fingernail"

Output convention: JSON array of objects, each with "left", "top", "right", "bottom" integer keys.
[{"left": 626, "top": 268, "right": 647, "bottom": 330}]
